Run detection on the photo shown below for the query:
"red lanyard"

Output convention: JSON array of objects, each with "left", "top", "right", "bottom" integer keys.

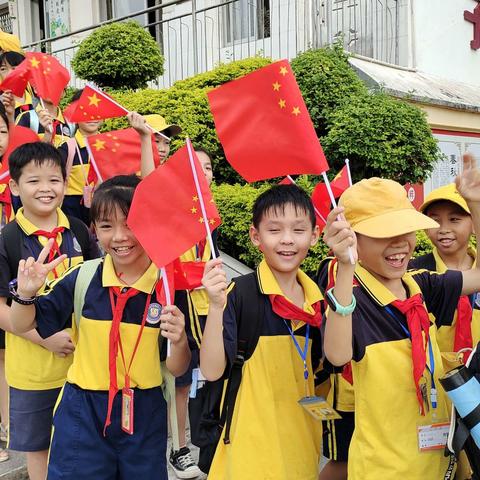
[{"left": 103, "top": 288, "right": 151, "bottom": 435}]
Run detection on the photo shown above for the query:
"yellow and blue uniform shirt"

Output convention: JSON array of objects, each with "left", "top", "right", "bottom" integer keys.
[
  {"left": 16, "top": 105, "right": 73, "bottom": 147},
  {"left": 13, "top": 89, "right": 35, "bottom": 122},
  {"left": 35, "top": 256, "right": 175, "bottom": 390},
  {"left": 325, "top": 263, "right": 461, "bottom": 480},
  {"left": 207, "top": 259, "right": 323, "bottom": 480},
  {"left": 0, "top": 208, "right": 99, "bottom": 390},
  {"left": 410, "top": 247, "right": 480, "bottom": 356}
]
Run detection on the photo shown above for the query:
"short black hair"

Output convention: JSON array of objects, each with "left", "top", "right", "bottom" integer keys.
[
  {"left": 9, "top": 142, "right": 66, "bottom": 182},
  {"left": 90, "top": 175, "right": 141, "bottom": 223},
  {"left": 424, "top": 199, "right": 470, "bottom": 217},
  {"left": 70, "top": 88, "right": 84, "bottom": 103},
  {"left": 0, "top": 51, "right": 25, "bottom": 68},
  {"left": 194, "top": 146, "right": 212, "bottom": 160},
  {"left": 252, "top": 184, "right": 316, "bottom": 229}
]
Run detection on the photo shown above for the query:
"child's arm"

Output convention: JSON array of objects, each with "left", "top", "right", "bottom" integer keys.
[
  {"left": 128, "top": 112, "right": 155, "bottom": 178},
  {"left": 322, "top": 207, "right": 358, "bottom": 366},
  {"left": 1, "top": 91, "right": 15, "bottom": 125},
  {"left": 9, "top": 239, "right": 67, "bottom": 333},
  {"left": 456, "top": 154, "right": 480, "bottom": 295},
  {"left": 160, "top": 305, "right": 191, "bottom": 376}
]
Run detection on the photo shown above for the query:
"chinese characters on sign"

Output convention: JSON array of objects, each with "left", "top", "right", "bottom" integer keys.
[{"left": 47, "top": 0, "right": 70, "bottom": 38}]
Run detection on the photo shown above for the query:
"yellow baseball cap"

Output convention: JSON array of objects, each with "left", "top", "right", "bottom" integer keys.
[
  {"left": 339, "top": 177, "right": 439, "bottom": 238},
  {"left": 420, "top": 183, "right": 470, "bottom": 214},
  {"left": 0, "top": 30, "right": 22, "bottom": 54},
  {"left": 144, "top": 114, "right": 182, "bottom": 138}
]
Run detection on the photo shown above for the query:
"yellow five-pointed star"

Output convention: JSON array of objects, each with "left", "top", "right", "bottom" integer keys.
[
  {"left": 278, "top": 99, "right": 286, "bottom": 109},
  {"left": 88, "top": 93, "right": 101, "bottom": 107},
  {"left": 209, "top": 218, "right": 216, "bottom": 225},
  {"left": 292, "top": 106, "right": 301, "bottom": 116},
  {"left": 29, "top": 57, "right": 40, "bottom": 69},
  {"left": 279, "top": 66, "right": 288, "bottom": 76},
  {"left": 199, "top": 217, "right": 204, "bottom": 223},
  {"left": 93, "top": 139, "right": 106, "bottom": 151},
  {"left": 272, "top": 82, "right": 281, "bottom": 91},
  {"left": 191, "top": 206, "right": 197, "bottom": 214},
  {"left": 192, "top": 195, "right": 198, "bottom": 202}
]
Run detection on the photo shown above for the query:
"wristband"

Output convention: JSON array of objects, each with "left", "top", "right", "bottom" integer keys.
[
  {"left": 325, "top": 287, "right": 356, "bottom": 316},
  {"left": 8, "top": 279, "right": 36, "bottom": 306}
]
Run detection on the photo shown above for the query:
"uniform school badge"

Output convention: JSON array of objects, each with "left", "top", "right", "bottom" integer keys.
[
  {"left": 475, "top": 292, "right": 480, "bottom": 309},
  {"left": 146, "top": 303, "right": 162, "bottom": 324}
]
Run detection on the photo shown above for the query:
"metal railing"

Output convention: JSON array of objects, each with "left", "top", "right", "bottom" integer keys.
[{"left": 19, "top": 0, "right": 408, "bottom": 89}]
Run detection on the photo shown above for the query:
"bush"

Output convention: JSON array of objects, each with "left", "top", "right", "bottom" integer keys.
[
  {"left": 291, "top": 44, "right": 367, "bottom": 137},
  {"left": 105, "top": 57, "right": 272, "bottom": 184},
  {"left": 321, "top": 92, "right": 441, "bottom": 184},
  {"left": 71, "top": 21, "right": 164, "bottom": 90}
]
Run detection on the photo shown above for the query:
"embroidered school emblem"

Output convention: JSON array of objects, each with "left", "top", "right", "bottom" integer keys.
[
  {"left": 475, "top": 292, "right": 480, "bottom": 309},
  {"left": 146, "top": 303, "right": 162, "bottom": 324},
  {"left": 72, "top": 236, "right": 82, "bottom": 253}
]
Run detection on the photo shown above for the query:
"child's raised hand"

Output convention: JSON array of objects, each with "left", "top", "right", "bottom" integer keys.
[
  {"left": 202, "top": 258, "right": 227, "bottom": 309},
  {"left": 127, "top": 111, "right": 151, "bottom": 137},
  {"left": 17, "top": 239, "right": 67, "bottom": 298},
  {"left": 159, "top": 305, "right": 186, "bottom": 344},
  {"left": 323, "top": 207, "right": 358, "bottom": 265},
  {"left": 456, "top": 153, "right": 480, "bottom": 203},
  {"left": 37, "top": 109, "right": 53, "bottom": 133},
  {"left": 1, "top": 91, "right": 15, "bottom": 124}
]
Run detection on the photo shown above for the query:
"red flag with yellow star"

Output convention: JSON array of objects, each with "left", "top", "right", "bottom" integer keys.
[
  {"left": 25, "top": 52, "right": 70, "bottom": 105},
  {"left": 208, "top": 59, "right": 329, "bottom": 182},
  {"left": 331, "top": 165, "right": 350, "bottom": 195},
  {"left": 0, "top": 59, "right": 30, "bottom": 97},
  {"left": 63, "top": 85, "right": 128, "bottom": 123},
  {"left": 86, "top": 127, "right": 160, "bottom": 180},
  {"left": 127, "top": 145, "right": 221, "bottom": 268}
]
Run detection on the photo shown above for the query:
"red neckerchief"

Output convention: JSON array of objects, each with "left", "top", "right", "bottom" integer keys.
[
  {"left": 50, "top": 119, "right": 60, "bottom": 144},
  {"left": 104, "top": 287, "right": 150, "bottom": 435},
  {"left": 0, "top": 187, "right": 12, "bottom": 223},
  {"left": 269, "top": 295, "right": 322, "bottom": 328},
  {"left": 454, "top": 295, "right": 473, "bottom": 352},
  {"left": 196, "top": 239, "right": 206, "bottom": 260},
  {"left": 32, "top": 226, "right": 65, "bottom": 278},
  {"left": 391, "top": 293, "right": 431, "bottom": 415}
]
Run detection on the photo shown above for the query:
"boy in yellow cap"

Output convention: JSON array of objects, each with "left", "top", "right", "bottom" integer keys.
[
  {"left": 410, "top": 183, "right": 478, "bottom": 356},
  {"left": 322, "top": 154, "right": 480, "bottom": 480},
  {"left": 144, "top": 114, "right": 181, "bottom": 164}
]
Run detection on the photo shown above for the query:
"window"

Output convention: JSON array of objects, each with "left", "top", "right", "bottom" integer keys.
[{"left": 223, "top": 0, "right": 270, "bottom": 45}]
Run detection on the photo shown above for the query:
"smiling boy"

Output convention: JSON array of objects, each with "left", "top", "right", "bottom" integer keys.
[{"left": 201, "top": 184, "right": 324, "bottom": 480}]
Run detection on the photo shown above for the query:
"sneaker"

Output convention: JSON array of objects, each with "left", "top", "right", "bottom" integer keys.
[{"left": 169, "top": 447, "right": 202, "bottom": 479}]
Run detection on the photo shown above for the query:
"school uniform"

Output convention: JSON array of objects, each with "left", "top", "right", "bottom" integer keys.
[
  {"left": 410, "top": 247, "right": 480, "bottom": 356},
  {"left": 326, "top": 262, "right": 461, "bottom": 480},
  {"left": 58, "top": 130, "right": 95, "bottom": 224},
  {"left": 16, "top": 105, "right": 73, "bottom": 147},
  {"left": 34, "top": 256, "right": 189, "bottom": 480},
  {"left": 207, "top": 259, "right": 323, "bottom": 480},
  {"left": 13, "top": 89, "right": 35, "bottom": 121},
  {"left": 0, "top": 208, "right": 99, "bottom": 452}
]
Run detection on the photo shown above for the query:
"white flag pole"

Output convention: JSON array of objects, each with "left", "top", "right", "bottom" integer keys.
[
  {"left": 160, "top": 266, "right": 172, "bottom": 357},
  {"left": 84, "top": 140, "right": 103, "bottom": 183},
  {"left": 345, "top": 158, "right": 353, "bottom": 186}
]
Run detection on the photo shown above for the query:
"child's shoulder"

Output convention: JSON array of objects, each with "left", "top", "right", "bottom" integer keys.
[{"left": 408, "top": 252, "right": 436, "bottom": 271}]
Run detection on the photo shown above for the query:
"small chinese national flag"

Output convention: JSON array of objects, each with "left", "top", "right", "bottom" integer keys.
[
  {"left": 25, "top": 52, "right": 70, "bottom": 106},
  {"left": 63, "top": 85, "right": 127, "bottom": 122},
  {"left": 311, "top": 182, "right": 331, "bottom": 231},
  {"left": 330, "top": 165, "right": 350, "bottom": 197},
  {"left": 208, "top": 60, "right": 329, "bottom": 182},
  {"left": 86, "top": 128, "right": 160, "bottom": 180},
  {"left": 127, "top": 144, "right": 221, "bottom": 268},
  {"left": 0, "top": 60, "right": 30, "bottom": 97},
  {"left": 0, "top": 126, "right": 41, "bottom": 183}
]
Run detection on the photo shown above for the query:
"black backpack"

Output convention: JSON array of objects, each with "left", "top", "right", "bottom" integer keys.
[
  {"left": 1, "top": 216, "right": 92, "bottom": 275},
  {"left": 188, "top": 271, "right": 265, "bottom": 473}
]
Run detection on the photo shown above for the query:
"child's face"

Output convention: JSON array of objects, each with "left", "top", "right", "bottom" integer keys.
[
  {"left": 249, "top": 204, "right": 319, "bottom": 276},
  {"left": 424, "top": 201, "right": 473, "bottom": 257},
  {"left": 77, "top": 120, "right": 103, "bottom": 136},
  {"left": 154, "top": 134, "right": 171, "bottom": 164},
  {"left": 95, "top": 206, "right": 149, "bottom": 271},
  {"left": 0, "top": 116, "right": 8, "bottom": 157},
  {"left": 357, "top": 232, "right": 416, "bottom": 284},
  {"left": 196, "top": 151, "right": 213, "bottom": 186},
  {"left": 0, "top": 61, "right": 13, "bottom": 81},
  {"left": 9, "top": 161, "right": 65, "bottom": 216}
]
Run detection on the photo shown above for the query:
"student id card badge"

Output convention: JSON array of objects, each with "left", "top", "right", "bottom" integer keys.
[
  {"left": 417, "top": 421, "right": 449, "bottom": 452},
  {"left": 121, "top": 387, "right": 134, "bottom": 435},
  {"left": 298, "top": 396, "right": 342, "bottom": 421}
]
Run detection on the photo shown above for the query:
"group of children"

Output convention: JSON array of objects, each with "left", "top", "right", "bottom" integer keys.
[{"left": 0, "top": 45, "right": 477, "bottom": 480}]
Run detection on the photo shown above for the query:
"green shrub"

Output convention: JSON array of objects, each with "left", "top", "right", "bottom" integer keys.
[
  {"left": 291, "top": 44, "right": 367, "bottom": 137},
  {"left": 321, "top": 92, "right": 441, "bottom": 184},
  {"left": 71, "top": 21, "right": 164, "bottom": 90},
  {"left": 412, "top": 230, "right": 433, "bottom": 258}
]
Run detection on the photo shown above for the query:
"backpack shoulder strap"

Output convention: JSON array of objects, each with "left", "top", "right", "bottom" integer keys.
[
  {"left": 73, "top": 258, "right": 103, "bottom": 327},
  {"left": 65, "top": 137, "right": 77, "bottom": 179},
  {"left": 1, "top": 221, "right": 24, "bottom": 278},
  {"left": 29, "top": 110, "right": 40, "bottom": 133},
  {"left": 221, "top": 270, "right": 265, "bottom": 444},
  {"left": 67, "top": 216, "right": 91, "bottom": 260}
]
